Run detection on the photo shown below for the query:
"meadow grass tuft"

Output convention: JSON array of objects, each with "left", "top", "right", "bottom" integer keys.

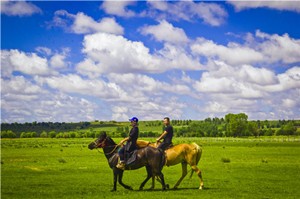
[{"left": 221, "top": 157, "right": 231, "bottom": 163}]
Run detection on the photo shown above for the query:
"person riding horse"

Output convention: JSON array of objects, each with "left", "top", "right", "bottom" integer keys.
[
  {"left": 156, "top": 117, "right": 173, "bottom": 151},
  {"left": 116, "top": 117, "right": 139, "bottom": 170}
]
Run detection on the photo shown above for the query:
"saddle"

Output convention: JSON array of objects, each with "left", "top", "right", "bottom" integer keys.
[{"left": 125, "top": 150, "right": 138, "bottom": 166}]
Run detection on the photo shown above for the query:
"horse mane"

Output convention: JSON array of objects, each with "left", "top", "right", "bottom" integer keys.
[{"left": 106, "top": 136, "right": 117, "bottom": 145}]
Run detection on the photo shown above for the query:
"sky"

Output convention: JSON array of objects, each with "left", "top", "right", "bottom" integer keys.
[{"left": 1, "top": 0, "right": 300, "bottom": 123}]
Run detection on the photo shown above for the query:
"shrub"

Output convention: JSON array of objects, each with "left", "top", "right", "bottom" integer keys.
[
  {"left": 40, "top": 131, "right": 48, "bottom": 138},
  {"left": 58, "top": 158, "right": 66, "bottom": 163},
  {"left": 49, "top": 131, "right": 56, "bottom": 138},
  {"left": 221, "top": 157, "right": 231, "bottom": 163}
]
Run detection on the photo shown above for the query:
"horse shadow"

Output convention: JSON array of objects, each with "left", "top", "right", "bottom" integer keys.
[{"left": 133, "top": 186, "right": 216, "bottom": 192}]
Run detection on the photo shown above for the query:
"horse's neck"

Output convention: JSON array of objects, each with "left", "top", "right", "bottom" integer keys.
[{"left": 103, "top": 144, "right": 118, "bottom": 160}]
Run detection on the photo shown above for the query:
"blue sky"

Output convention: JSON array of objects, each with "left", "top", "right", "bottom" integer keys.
[{"left": 1, "top": 0, "right": 300, "bottom": 122}]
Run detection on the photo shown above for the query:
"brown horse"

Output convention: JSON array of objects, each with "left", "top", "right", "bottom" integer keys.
[
  {"left": 88, "top": 132, "right": 166, "bottom": 191},
  {"left": 137, "top": 140, "right": 204, "bottom": 189}
]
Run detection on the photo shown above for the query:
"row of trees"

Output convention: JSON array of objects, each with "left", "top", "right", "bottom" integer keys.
[
  {"left": 175, "top": 113, "right": 299, "bottom": 137},
  {"left": 1, "top": 113, "right": 299, "bottom": 138}
]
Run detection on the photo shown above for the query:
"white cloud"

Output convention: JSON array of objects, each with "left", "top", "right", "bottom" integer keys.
[
  {"left": 101, "top": 1, "right": 135, "bottom": 17},
  {"left": 228, "top": 0, "right": 300, "bottom": 13},
  {"left": 255, "top": 30, "right": 300, "bottom": 64},
  {"left": 191, "top": 37, "right": 264, "bottom": 65},
  {"left": 35, "top": 74, "right": 126, "bottom": 100},
  {"left": 1, "top": 75, "right": 99, "bottom": 122},
  {"left": 140, "top": 20, "right": 189, "bottom": 44},
  {"left": 191, "top": 31, "right": 300, "bottom": 66},
  {"left": 262, "top": 66, "right": 300, "bottom": 92},
  {"left": 1, "top": 91, "right": 98, "bottom": 122},
  {"left": 1, "top": 0, "right": 42, "bottom": 16},
  {"left": 49, "top": 48, "right": 70, "bottom": 69},
  {"left": 1, "top": 49, "right": 54, "bottom": 77},
  {"left": 190, "top": 60, "right": 300, "bottom": 119},
  {"left": 51, "top": 10, "right": 124, "bottom": 35},
  {"left": 77, "top": 32, "right": 201, "bottom": 76},
  {"left": 107, "top": 73, "right": 191, "bottom": 96},
  {"left": 35, "top": 47, "right": 52, "bottom": 56},
  {"left": 147, "top": 1, "right": 228, "bottom": 26}
]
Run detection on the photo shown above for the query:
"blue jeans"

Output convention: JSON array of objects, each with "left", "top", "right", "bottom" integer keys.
[{"left": 118, "top": 147, "right": 126, "bottom": 161}]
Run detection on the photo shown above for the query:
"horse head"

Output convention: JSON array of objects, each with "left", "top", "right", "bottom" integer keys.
[
  {"left": 88, "top": 132, "right": 107, "bottom": 150},
  {"left": 88, "top": 132, "right": 117, "bottom": 150}
]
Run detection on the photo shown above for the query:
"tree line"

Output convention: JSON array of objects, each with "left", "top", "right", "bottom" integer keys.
[{"left": 1, "top": 113, "right": 299, "bottom": 138}]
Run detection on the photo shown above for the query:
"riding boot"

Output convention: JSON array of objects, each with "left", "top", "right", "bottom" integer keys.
[{"left": 116, "top": 157, "right": 125, "bottom": 170}]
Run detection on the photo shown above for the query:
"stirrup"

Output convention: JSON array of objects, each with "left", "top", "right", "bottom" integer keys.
[{"left": 116, "top": 161, "right": 125, "bottom": 170}]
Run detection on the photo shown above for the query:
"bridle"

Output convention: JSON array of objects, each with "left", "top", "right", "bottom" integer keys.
[
  {"left": 94, "top": 138, "right": 107, "bottom": 148},
  {"left": 94, "top": 137, "right": 120, "bottom": 155}
]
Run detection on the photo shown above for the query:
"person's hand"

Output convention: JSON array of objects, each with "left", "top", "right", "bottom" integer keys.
[{"left": 118, "top": 140, "right": 124, "bottom": 146}]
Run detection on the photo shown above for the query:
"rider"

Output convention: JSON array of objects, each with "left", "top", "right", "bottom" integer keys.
[
  {"left": 116, "top": 117, "right": 139, "bottom": 170},
  {"left": 156, "top": 117, "right": 173, "bottom": 151}
]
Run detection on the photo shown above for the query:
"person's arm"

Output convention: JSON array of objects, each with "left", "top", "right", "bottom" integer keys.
[
  {"left": 156, "top": 131, "right": 168, "bottom": 142},
  {"left": 119, "top": 137, "right": 129, "bottom": 145}
]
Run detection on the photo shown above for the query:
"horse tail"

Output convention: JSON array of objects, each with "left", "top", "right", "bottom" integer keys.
[{"left": 190, "top": 143, "right": 202, "bottom": 179}]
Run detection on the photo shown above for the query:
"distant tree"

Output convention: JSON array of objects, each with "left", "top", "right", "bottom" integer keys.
[
  {"left": 40, "top": 131, "right": 48, "bottom": 138},
  {"left": 279, "top": 122, "right": 297, "bottom": 135},
  {"left": 225, "top": 113, "right": 248, "bottom": 137},
  {"left": 0, "top": 130, "right": 16, "bottom": 138},
  {"left": 31, "top": 132, "right": 38, "bottom": 138},
  {"left": 247, "top": 122, "right": 259, "bottom": 137},
  {"left": 49, "top": 131, "right": 56, "bottom": 138}
]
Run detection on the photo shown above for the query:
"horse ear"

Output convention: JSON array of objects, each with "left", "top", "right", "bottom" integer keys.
[{"left": 103, "top": 132, "right": 107, "bottom": 137}]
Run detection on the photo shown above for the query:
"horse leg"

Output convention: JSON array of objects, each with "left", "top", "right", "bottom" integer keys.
[
  {"left": 118, "top": 170, "right": 133, "bottom": 190},
  {"left": 139, "top": 166, "right": 152, "bottom": 190},
  {"left": 173, "top": 162, "right": 188, "bottom": 189},
  {"left": 191, "top": 165, "right": 204, "bottom": 189},
  {"left": 157, "top": 172, "right": 166, "bottom": 190},
  {"left": 111, "top": 169, "right": 118, "bottom": 192}
]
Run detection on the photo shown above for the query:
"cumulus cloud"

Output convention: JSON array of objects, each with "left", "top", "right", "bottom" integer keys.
[
  {"left": 191, "top": 60, "right": 300, "bottom": 119},
  {"left": 49, "top": 48, "right": 70, "bottom": 69},
  {"left": 191, "top": 31, "right": 300, "bottom": 66},
  {"left": 101, "top": 0, "right": 135, "bottom": 17},
  {"left": 76, "top": 32, "right": 201, "bottom": 76},
  {"left": 1, "top": 0, "right": 42, "bottom": 16},
  {"left": 1, "top": 91, "right": 98, "bottom": 122},
  {"left": 35, "top": 47, "right": 52, "bottom": 56},
  {"left": 140, "top": 20, "right": 189, "bottom": 44},
  {"left": 228, "top": 0, "right": 300, "bottom": 13},
  {"left": 1, "top": 49, "right": 54, "bottom": 77},
  {"left": 191, "top": 38, "right": 264, "bottom": 65},
  {"left": 147, "top": 1, "right": 228, "bottom": 26},
  {"left": 255, "top": 30, "right": 300, "bottom": 64},
  {"left": 35, "top": 74, "right": 126, "bottom": 100},
  {"left": 50, "top": 10, "right": 124, "bottom": 35}
]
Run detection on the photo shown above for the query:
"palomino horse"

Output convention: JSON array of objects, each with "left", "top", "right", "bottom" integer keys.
[
  {"left": 137, "top": 140, "right": 204, "bottom": 189},
  {"left": 88, "top": 132, "right": 166, "bottom": 191}
]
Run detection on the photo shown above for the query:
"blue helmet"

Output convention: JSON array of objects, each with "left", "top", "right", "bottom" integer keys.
[{"left": 129, "top": 117, "right": 138, "bottom": 123}]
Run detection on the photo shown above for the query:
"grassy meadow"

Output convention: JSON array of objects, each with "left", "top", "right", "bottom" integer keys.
[{"left": 1, "top": 137, "right": 300, "bottom": 199}]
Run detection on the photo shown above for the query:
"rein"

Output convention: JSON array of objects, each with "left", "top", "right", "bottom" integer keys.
[
  {"left": 104, "top": 144, "right": 119, "bottom": 155},
  {"left": 95, "top": 137, "right": 120, "bottom": 155}
]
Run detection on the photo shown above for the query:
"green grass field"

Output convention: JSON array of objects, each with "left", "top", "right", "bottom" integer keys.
[{"left": 1, "top": 137, "right": 300, "bottom": 199}]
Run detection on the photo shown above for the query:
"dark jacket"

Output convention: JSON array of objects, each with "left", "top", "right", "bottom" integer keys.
[{"left": 125, "top": 126, "right": 139, "bottom": 152}]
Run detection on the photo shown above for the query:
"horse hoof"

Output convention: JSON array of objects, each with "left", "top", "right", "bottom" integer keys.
[
  {"left": 128, "top": 186, "right": 133, "bottom": 190},
  {"left": 173, "top": 186, "right": 178, "bottom": 190},
  {"left": 199, "top": 185, "right": 204, "bottom": 190},
  {"left": 139, "top": 187, "right": 143, "bottom": 191},
  {"left": 110, "top": 189, "right": 116, "bottom": 192},
  {"left": 166, "top": 184, "right": 170, "bottom": 189}
]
